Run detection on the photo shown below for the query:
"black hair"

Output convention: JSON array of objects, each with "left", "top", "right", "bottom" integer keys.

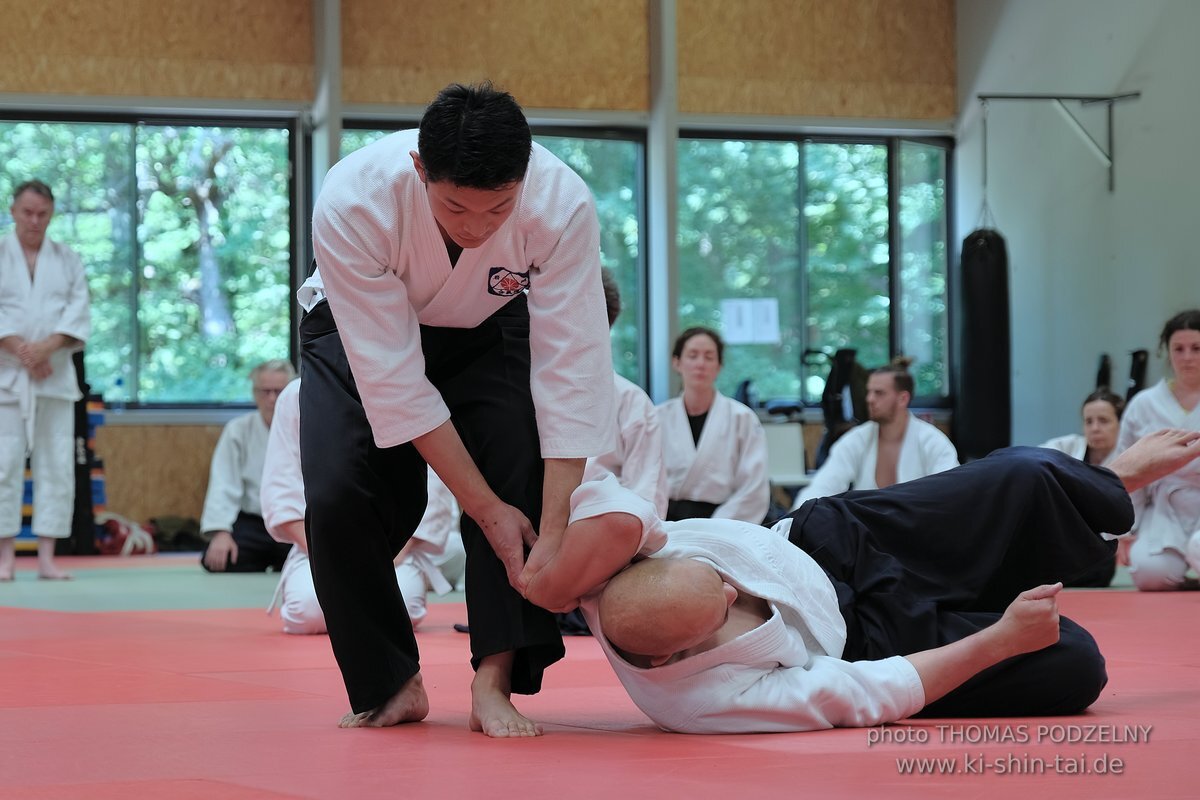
[
  {"left": 600, "top": 268, "right": 621, "bottom": 327},
  {"left": 417, "top": 82, "right": 532, "bottom": 189},
  {"left": 1158, "top": 309, "right": 1200, "bottom": 356},
  {"left": 12, "top": 180, "right": 54, "bottom": 203},
  {"left": 1081, "top": 388, "right": 1125, "bottom": 420},
  {"left": 672, "top": 326, "right": 724, "bottom": 364}
]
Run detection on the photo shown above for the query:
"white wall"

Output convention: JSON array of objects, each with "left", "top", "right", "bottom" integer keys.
[{"left": 956, "top": 0, "right": 1200, "bottom": 445}]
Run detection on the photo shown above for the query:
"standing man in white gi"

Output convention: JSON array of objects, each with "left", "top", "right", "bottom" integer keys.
[
  {"left": 301, "top": 83, "right": 615, "bottom": 737},
  {"left": 199, "top": 360, "right": 294, "bottom": 573},
  {"left": 793, "top": 357, "right": 958, "bottom": 506},
  {"left": 0, "top": 181, "right": 90, "bottom": 581}
]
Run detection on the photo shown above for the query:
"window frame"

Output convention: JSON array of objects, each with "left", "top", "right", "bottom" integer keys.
[
  {"left": 676, "top": 129, "right": 955, "bottom": 408},
  {"left": 0, "top": 109, "right": 303, "bottom": 412}
]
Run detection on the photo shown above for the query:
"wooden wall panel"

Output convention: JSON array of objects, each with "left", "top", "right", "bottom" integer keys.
[
  {"left": 678, "top": 0, "right": 955, "bottom": 119},
  {"left": 94, "top": 424, "right": 223, "bottom": 525},
  {"left": 0, "top": 0, "right": 313, "bottom": 101},
  {"left": 342, "top": 0, "right": 649, "bottom": 110},
  {"left": 2, "top": 0, "right": 952, "bottom": 116}
]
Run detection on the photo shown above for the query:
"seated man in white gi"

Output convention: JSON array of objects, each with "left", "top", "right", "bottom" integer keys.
[
  {"left": 582, "top": 268, "right": 667, "bottom": 516},
  {"left": 793, "top": 357, "right": 957, "bottom": 508},
  {"left": 199, "top": 360, "right": 295, "bottom": 573},
  {"left": 261, "top": 378, "right": 458, "bottom": 634},
  {"left": 521, "top": 429, "right": 1200, "bottom": 734}
]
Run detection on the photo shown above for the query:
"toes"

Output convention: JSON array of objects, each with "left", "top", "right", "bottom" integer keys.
[
  {"left": 339, "top": 711, "right": 371, "bottom": 728},
  {"left": 479, "top": 716, "right": 543, "bottom": 738}
]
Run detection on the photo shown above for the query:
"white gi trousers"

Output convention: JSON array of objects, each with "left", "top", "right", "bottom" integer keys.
[
  {"left": 272, "top": 545, "right": 453, "bottom": 635},
  {"left": 0, "top": 397, "right": 75, "bottom": 539}
]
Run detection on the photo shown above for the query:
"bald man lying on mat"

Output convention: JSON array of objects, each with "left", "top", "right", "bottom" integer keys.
[{"left": 519, "top": 430, "right": 1200, "bottom": 734}]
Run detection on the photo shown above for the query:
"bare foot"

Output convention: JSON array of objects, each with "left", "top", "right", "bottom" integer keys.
[
  {"left": 36, "top": 538, "right": 70, "bottom": 581},
  {"left": 468, "top": 653, "right": 543, "bottom": 738},
  {"left": 469, "top": 686, "right": 543, "bottom": 738},
  {"left": 0, "top": 538, "right": 15, "bottom": 581},
  {"left": 338, "top": 672, "right": 429, "bottom": 728},
  {"left": 1109, "top": 429, "right": 1200, "bottom": 492},
  {"left": 37, "top": 570, "right": 72, "bottom": 581}
]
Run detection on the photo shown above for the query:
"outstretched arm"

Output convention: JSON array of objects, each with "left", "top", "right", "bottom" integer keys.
[
  {"left": 1106, "top": 428, "right": 1200, "bottom": 494},
  {"left": 905, "top": 583, "right": 1062, "bottom": 705}
]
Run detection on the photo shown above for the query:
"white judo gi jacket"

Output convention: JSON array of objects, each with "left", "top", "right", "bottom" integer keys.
[
  {"left": 301, "top": 130, "right": 615, "bottom": 459},
  {"left": 657, "top": 392, "right": 770, "bottom": 523},
  {"left": 572, "top": 477, "right": 925, "bottom": 734},
  {"left": 1039, "top": 433, "right": 1116, "bottom": 467},
  {"left": 1117, "top": 380, "right": 1200, "bottom": 554},
  {"left": 200, "top": 411, "right": 269, "bottom": 535},
  {"left": 583, "top": 373, "right": 668, "bottom": 517},
  {"left": 0, "top": 233, "right": 91, "bottom": 441},
  {"left": 260, "top": 379, "right": 454, "bottom": 599},
  {"left": 795, "top": 414, "right": 958, "bottom": 507}
]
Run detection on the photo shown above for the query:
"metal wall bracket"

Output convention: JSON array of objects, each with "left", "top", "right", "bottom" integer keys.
[{"left": 977, "top": 93, "right": 1141, "bottom": 191}]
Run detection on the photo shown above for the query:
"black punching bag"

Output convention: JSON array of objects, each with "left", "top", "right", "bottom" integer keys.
[{"left": 954, "top": 228, "right": 1010, "bottom": 461}]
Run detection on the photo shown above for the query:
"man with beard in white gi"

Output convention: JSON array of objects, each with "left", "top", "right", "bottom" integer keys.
[
  {"left": 793, "top": 357, "right": 958, "bottom": 507},
  {"left": 0, "top": 181, "right": 90, "bottom": 581},
  {"left": 300, "top": 82, "right": 614, "bottom": 737}
]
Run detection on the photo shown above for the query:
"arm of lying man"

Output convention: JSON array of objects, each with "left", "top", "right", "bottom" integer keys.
[
  {"left": 905, "top": 582, "right": 1064, "bottom": 705},
  {"left": 521, "top": 474, "right": 664, "bottom": 613}
]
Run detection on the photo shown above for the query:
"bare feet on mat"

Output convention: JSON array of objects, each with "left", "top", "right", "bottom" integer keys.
[
  {"left": 338, "top": 672, "right": 429, "bottom": 728},
  {"left": 1109, "top": 429, "right": 1200, "bottom": 493},
  {"left": 468, "top": 653, "right": 543, "bottom": 738}
]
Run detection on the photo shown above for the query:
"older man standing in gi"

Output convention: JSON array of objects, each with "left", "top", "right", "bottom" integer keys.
[{"left": 0, "top": 180, "right": 91, "bottom": 581}]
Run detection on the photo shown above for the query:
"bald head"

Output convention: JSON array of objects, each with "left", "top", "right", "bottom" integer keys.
[{"left": 598, "top": 557, "right": 732, "bottom": 661}]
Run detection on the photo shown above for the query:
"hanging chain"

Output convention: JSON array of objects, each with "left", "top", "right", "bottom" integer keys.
[{"left": 978, "top": 99, "right": 996, "bottom": 230}]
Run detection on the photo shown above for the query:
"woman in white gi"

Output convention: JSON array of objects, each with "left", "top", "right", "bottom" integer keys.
[
  {"left": 1116, "top": 309, "right": 1200, "bottom": 591},
  {"left": 1039, "top": 388, "right": 1126, "bottom": 586},
  {"left": 656, "top": 327, "right": 769, "bottom": 524},
  {"left": 1040, "top": 388, "right": 1124, "bottom": 468},
  {"left": 261, "top": 379, "right": 457, "bottom": 634},
  {"left": 0, "top": 181, "right": 90, "bottom": 582}
]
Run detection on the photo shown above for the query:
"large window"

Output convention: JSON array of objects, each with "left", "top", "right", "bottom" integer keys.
[
  {"left": 677, "top": 135, "right": 951, "bottom": 404},
  {"left": 340, "top": 126, "right": 645, "bottom": 383},
  {"left": 0, "top": 118, "right": 294, "bottom": 405}
]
